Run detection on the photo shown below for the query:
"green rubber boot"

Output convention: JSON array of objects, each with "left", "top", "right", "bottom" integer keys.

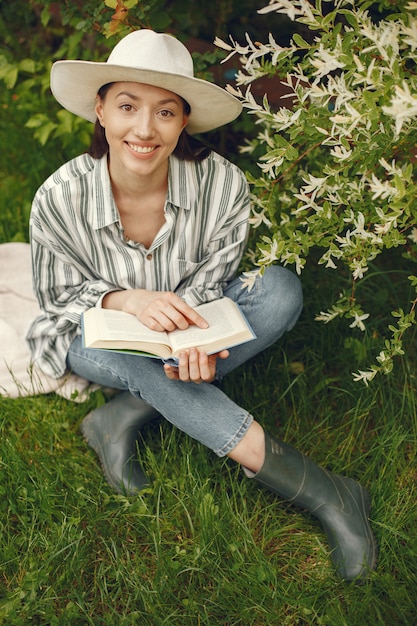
[
  {"left": 81, "top": 392, "right": 159, "bottom": 495},
  {"left": 243, "top": 432, "right": 377, "bottom": 582}
]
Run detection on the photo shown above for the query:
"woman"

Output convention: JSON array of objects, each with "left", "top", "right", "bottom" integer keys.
[{"left": 27, "top": 29, "right": 376, "bottom": 582}]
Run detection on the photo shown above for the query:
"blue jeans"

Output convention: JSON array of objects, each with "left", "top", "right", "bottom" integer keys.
[{"left": 67, "top": 266, "right": 302, "bottom": 456}]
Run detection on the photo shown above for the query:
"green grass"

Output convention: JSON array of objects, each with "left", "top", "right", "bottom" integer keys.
[{"left": 1, "top": 310, "right": 416, "bottom": 624}]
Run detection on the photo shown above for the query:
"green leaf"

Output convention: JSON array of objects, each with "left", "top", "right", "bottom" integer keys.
[
  {"left": 25, "top": 114, "right": 47, "bottom": 129},
  {"left": 292, "top": 33, "right": 310, "bottom": 48},
  {"left": 18, "top": 59, "right": 36, "bottom": 73},
  {"left": 40, "top": 7, "right": 51, "bottom": 27},
  {"left": 341, "top": 10, "right": 358, "bottom": 29},
  {"left": 151, "top": 12, "right": 172, "bottom": 31},
  {"left": 34, "top": 122, "right": 58, "bottom": 146},
  {"left": 5, "top": 67, "right": 18, "bottom": 89}
]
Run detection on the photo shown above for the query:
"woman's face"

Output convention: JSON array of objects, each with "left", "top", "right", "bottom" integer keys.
[{"left": 95, "top": 81, "right": 189, "bottom": 182}]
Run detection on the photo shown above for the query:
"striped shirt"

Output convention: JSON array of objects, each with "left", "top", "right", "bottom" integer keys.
[{"left": 27, "top": 151, "right": 250, "bottom": 378}]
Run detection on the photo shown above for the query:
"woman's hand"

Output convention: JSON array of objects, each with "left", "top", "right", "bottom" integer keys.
[
  {"left": 164, "top": 348, "right": 229, "bottom": 384},
  {"left": 103, "top": 289, "right": 208, "bottom": 332},
  {"left": 103, "top": 289, "right": 229, "bottom": 382}
]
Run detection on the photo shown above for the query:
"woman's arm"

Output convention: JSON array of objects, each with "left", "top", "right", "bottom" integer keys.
[{"left": 27, "top": 227, "right": 118, "bottom": 378}]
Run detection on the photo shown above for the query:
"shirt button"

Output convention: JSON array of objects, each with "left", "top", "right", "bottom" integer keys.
[{"left": 146, "top": 253, "right": 153, "bottom": 260}]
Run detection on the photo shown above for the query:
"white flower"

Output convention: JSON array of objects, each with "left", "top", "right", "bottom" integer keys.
[
  {"left": 352, "top": 369, "right": 378, "bottom": 386},
  {"left": 376, "top": 350, "right": 389, "bottom": 364},
  {"left": 353, "top": 211, "right": 366, "bottom": 233},
  {"left": 257, "top": 1, "right": 305, "bottom": 22},
  {"left": 369, "top": 174, "right": 399, "bottom": 200},
  {"left": 360, "top": 17, "right": 400, "bottom": 66},
  {"left": 374, "top": 220, "right": 394, "bottom": 235},
  {"left": 292, "top": 192, "right": 322, "bottom": 214},
  {"left": 331, "top": 74, "right": 358, "bottom": 109},
  {"left": 330, "top": 102, "right": 364, "bottom": 135},
  {"left": 378, "top": 157, "right": 403, "bottom": 177},
  {"left": 318, "top": 248, "right": 342, "bottom": 269},
  {"left": 324, "top": 186, "right": 344, "bottom": 205},
  {"left": 310, "top": 41, "right": 346, "bottom": 79},
  {"left": 281, "top": 251, "right": 304, "bottom": 274},
  {"left": 242, "top": 88, "right": 265, "bottom": 112},
  {"left": 335, "top": 231, "right": 354, "bottom": 249},
  {"left": 258, "top": 156, "right": 284, "bottom": 177},
  {"left": 258, "top": 239, "right": 279, "bottom": 264},
  {"left": 325, "top": 257, "right": 337, "bottom": 269},
  {"left": 214, "top": 36, "right": 234, "bottom": 52},
  {"left": 213, "top": 36, "right": 240, "bottom": 64},
  {"left": 300, "top": 174, "right": 328, "bottom": 198},
  {"left": 382, "top": 82, "right": 417, "bottom": 137},
  {"left": 349, "top": 312, "right": 370, "bottom": 331},
  {"left": 351, "top": 259, "right": 369, "bottom": 281},
  {"left": 215, "top": 33, "right": 273, "bottom": 67},
  {"left": 257, "top": 129, "right": 275, "bottom": 149},
  {"left": 240, "top": 269, "right": 260, "bottom": 292},
  {"left": 352, "top": 56, "right": 388, "bottom": 90},
  {"left": 272, "top": 107, "right": 302, "bottom": 131},
  {"left": 330, "top": 144, "right": 353, "bottom": 161},
  {"left": 338, "top": 212, "right": 382, "bottom": 250},
  {"left": 408, "top": 227, "right": 417, "bottom": 244},
  {"left": 249, "top": 208, "right": 272, "bottom": 228},
  {"left": 401, "top": 18, "right": 417, "bottom": 52},
  {"left": 315, "top": 306, "right": 344, "bottom": 323},
  {"left": 225, "top": 84, "right": 244, "bottom": 99},
  {"left": 374, "top": 209, "right": 399, "bottom": 235}
]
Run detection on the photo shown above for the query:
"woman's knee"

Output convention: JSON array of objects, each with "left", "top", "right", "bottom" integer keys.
[{"left": 261, "top": 265, "right": 303, "bottom": 325}]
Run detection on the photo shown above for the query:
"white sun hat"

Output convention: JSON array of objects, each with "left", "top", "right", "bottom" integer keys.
[{"left": 50, "top": 29, "right": 242, "bottom": 135}]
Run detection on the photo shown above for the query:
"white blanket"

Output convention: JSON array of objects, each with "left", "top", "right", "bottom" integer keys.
[{"left": 0, "top": 242, "right": 96, "bottom": 401}]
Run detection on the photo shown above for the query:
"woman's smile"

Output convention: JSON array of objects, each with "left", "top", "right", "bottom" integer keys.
[{"left": 127, "top": 143, "right": 157, "bottom": 155}]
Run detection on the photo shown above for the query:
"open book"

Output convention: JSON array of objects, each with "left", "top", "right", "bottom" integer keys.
[{"left": 82, "top": 297, "right": 255, "bottom": 361}]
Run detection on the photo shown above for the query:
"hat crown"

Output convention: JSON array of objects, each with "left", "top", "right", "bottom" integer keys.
[
  {"left": 50, "top": 29, "right": 242, "bottom": 134},
  {"left": 107, "top": 30, "right": 194, "bottom": 78}
]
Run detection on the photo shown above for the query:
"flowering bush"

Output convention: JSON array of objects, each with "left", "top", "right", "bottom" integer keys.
[{"left": 216, "top": 0, "right": 417, "bottom": 383}]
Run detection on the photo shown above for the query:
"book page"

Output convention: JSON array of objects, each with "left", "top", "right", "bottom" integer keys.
[
  {"left": 169, "top": 298, "right": 252, "bottom": 353},
  {"left": 94, "top": 309, "right": 169, "bottom": 344},
  {"left": 170, "top": 306, "right": 234, "bottom": 345}
]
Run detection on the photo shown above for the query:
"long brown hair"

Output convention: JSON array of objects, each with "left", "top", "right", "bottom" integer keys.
[{"left": 88, "top": 83, "right": 210, "bottom": 162}]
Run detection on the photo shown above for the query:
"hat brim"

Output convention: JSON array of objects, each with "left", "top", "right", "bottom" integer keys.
[{"left": 50, "top": 60, "right": 242, "bottom": 135}]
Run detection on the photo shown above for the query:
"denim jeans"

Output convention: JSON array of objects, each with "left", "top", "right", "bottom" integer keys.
[{"left": 67, "top": 266, "right": 303, "bottom": 456}]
